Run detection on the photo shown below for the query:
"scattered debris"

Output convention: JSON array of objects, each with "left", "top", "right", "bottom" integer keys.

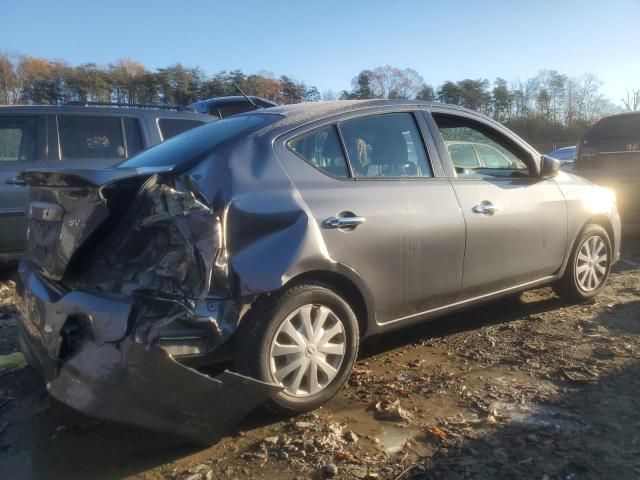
[
  {"left": 1, "top": 241, "right": 640, "bottom": 479},
  {"left": 372, "top": 399, "right": 413, "bottom": 422}
]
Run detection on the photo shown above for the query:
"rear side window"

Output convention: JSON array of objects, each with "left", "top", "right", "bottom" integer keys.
[
  {"left": 339, "top": 113, "right": 432, "bottom": 178},
  {"left": 0, "top": 116, "right": 37, "bottom": 161},
  {"left": 58, "top": 116, "right": 125, "bottom": 160},
  {"left": 288, "top": 126, "right": 350, "bottom": 178},
  {"left": 123, "top": 117, "right": 144, "bottom": 156},
  {"left": 158, "top": 119, "right": 204, "bottom": 140}
]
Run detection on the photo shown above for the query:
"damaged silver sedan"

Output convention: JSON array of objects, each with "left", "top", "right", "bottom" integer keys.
[{"left": 16, "top": 100, "right": 621, "bottom": 442}]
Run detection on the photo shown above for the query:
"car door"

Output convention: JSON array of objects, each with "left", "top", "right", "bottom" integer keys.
[
  {"left": 427, "top": 110, "right": 567, "bottom": 297},
  {"left": 277, "top": 110, "right": 466, "bottom": 325},
  {"left": 52, "top": 115, "right": 145, "bottom": 170},
  {"left": 0, "top": 114, "right": 47, "bottom": 255}
]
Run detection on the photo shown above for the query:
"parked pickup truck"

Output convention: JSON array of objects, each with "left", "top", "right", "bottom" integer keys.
[{"left": 0, "top": 104, "right": 216, "bottom": 261}]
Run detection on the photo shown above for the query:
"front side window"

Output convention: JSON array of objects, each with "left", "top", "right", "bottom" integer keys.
[
  {"left": 288, "top": 126, "right": 349, "bottom": 178},
  {"left": 339, "top": 113, "right": 431, "bottom": 178},
  {"left": 158, "top": 119, "right": 205, "bottom": 140},
  {"left": 434, "top": 114, "right": 529, "bottom": 178},
  {"left": 447, "top": 143, "right": 479, "bottom": 168},
  {"left": 475, "top": 144, "right": 513, "bottom": 168},
  {"left": 58, "top": 116, "right": 124, "bottom": 160},
  {"left": 0, "top": 116, "right": 37, "bottom": 162}
]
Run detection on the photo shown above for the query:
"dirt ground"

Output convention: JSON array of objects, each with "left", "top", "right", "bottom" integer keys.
[{"left": 1, "top": 231, "right": 639, "bottom": 480}]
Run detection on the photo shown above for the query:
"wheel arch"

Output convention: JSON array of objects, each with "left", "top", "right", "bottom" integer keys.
[
  {"left": 283, "top": 267, "right": 375, "bottom": 338},
  {"left": 558, "top": 215, "right": 615, "bottom": 277}
]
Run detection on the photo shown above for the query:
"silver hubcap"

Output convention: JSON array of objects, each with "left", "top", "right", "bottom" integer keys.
[
  {"left": 576, "top": 235, "right": 608, "bottom": 292},
  {"left": 269, "top": 304, "right": 346, "bottom": 397}
]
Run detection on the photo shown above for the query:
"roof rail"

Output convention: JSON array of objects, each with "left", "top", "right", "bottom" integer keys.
[{"left": 63, "top": 101, "right": 196, "bottom": 112}]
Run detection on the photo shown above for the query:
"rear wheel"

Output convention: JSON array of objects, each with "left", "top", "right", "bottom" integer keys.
[
  {"left": 553, "top": 224, "right": 612, "bottom": 301},
  {"left": 234, "top": 281, "right": 359, "bottom": 414}
]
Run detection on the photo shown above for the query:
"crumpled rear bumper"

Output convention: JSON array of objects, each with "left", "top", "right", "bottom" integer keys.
[{"left": 16, "top": 264, "right": 281, "bottom": 443}]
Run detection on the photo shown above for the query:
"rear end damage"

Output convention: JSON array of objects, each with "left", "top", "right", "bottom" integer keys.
[{"left": 17, "top": 167, "right": 282, "bottom": 443}]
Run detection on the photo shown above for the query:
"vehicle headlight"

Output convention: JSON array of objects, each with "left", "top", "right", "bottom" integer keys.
[{"left": 584, "top": 187, "right": 616, "bottom": 214}]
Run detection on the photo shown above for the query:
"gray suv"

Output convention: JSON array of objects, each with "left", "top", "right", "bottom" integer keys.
[
  {"left": 16, "top": 100, "right": 621, "bottom": 442},
  {"left": 0, "top": 105, "right": 215, "bottom": 261}
]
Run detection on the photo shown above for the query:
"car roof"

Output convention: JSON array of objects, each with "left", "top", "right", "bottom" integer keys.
[
  {"left": 249, "top": 99, "right": 492, "bottom": 131},
  {"left": 0, "top": 105, "right": 215, "bottom": 121},
  {"left": 189, "top": 96, "right": 276, "bottom": 107}
]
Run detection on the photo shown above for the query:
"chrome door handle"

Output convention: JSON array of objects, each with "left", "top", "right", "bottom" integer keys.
[
  {"left": 322, "top": 215, "right": 366, "bottom": 229},
  {"left": 472, "top": 201, "right": 499, "bottom": 216},
  {"left": 6, "top": 176, "right": 26, "bottom": 186}
]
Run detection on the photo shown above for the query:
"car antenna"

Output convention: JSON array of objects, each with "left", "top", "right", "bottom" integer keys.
[{"left": 234, "top": 82, "right": 260, "bottom": 110}]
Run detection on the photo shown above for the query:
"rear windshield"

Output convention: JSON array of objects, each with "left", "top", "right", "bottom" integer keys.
[
  {"left": 117, "top": 114, "right": 279, "bottom": 169},
  {"left": 584, "top": 114, "right": 640, "bottom": 152}
]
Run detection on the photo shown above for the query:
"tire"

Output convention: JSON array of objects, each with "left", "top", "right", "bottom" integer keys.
[
  {"left": 553, "top": 224, "right": 612, "bottom": 302},
  {"left": 234, "top": 281, "right": 359, "bottom": 415}
]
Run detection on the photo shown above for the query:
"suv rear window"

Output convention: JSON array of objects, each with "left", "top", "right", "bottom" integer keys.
[
  {"left": 218, "top": 102, "right": 256, "bottom": 118},
  {"left": 118, "top": 113, "right": 279, "bottom": 169},
  {"left": 59, "top": 116, "right": 125, "bottom": 160},
  {"left": 0, "top": 116, "right": 37, "bottom": 161},
  {"left": 158, "top": 119, "right": 205, "bottom": 140}
]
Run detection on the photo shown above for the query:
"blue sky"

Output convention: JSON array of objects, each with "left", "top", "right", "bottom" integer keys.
[{"left": 2, "top": 0, "right": 639, "bottom": 102}]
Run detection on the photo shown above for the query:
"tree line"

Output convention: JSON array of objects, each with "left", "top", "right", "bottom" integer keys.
[
  {"left": 337, "top": 66, "right": 629, "bottom": 150},
  {"left": 0, "top": 54, "right": 320, "bottom": 107},
  {"left": 1, "top": 54, "right": 635, "bottom": 150}
]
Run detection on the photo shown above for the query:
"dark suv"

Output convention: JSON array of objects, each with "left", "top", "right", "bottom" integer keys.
[
  {"left": 574, "top": 111, "right": 640, "bottom": 221},
  {"left": 0, "top": 105, "right": 215, "bottom": 260}
]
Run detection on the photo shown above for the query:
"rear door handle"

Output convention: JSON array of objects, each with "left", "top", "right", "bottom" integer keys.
[
  {"left": 6, "top": 176, "right": 26, "bottom": 186},
  {"left": 322, "top": 215, "right": 366, "bottom": 229},
  {"left": 472, "top": 201, "right": 499, "bottom": 216}
]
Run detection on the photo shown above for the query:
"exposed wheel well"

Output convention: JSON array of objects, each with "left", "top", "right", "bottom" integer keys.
[{"left": 287, "top": 270, "right": 370, "bottom": 337}]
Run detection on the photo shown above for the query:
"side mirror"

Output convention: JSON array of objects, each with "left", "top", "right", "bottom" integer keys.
[{"left": 540, "top": 155, "right": 560, "bottom": 179}]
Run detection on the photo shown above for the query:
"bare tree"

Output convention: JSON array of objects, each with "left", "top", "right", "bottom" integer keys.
[
  {"left": 321, "top": 89, "right": 337, "bottom": 101},
  {"left": 622, "top": 89, "right": 640, "bottom": 111},
  {"left": 366, "top": 66, "right": 426, "bottom": 99}
]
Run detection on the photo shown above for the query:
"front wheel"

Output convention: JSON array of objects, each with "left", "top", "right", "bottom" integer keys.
[
  {"left": 553, "top": 224, "right": 612, "bottom": 301},
  {"left": 234, "top": 281, "right": 359, "bottom": 415}
]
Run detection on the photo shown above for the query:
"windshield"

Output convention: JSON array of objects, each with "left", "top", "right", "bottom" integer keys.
[{"left": 117, "top": 114, "right": 280, "bottom": 169}]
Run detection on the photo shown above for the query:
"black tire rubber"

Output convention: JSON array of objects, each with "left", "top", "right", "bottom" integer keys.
[
  {"left": 553, "top": 224, "right": 612, "bottom": 302},
  {"left": 233, "top": 281, "right": 360, "bottom": 415}
]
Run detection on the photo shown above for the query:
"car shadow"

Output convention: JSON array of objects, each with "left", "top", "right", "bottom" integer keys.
[{"left": 359, "top": 291, "right": 567, "bottom": 359}]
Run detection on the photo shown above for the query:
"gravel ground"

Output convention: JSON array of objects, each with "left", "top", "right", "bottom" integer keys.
[{"left": 0, "top": 231, "right": 638, "bottom": 480}]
